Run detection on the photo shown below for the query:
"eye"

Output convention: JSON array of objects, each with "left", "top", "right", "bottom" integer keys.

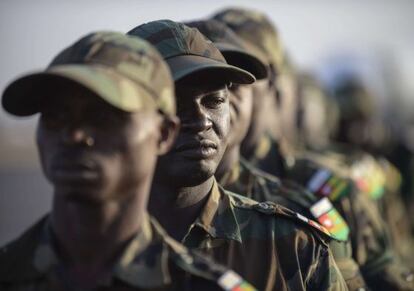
[
  {"left": 202, "top": 91, "right": 228, "bottom": 109},
  {"left": 40, "top": 109, "right": 67, "bottom": 129}
]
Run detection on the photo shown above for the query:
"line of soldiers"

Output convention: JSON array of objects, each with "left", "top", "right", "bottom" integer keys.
[{"left": 0, "top": 7, "right": 413, "bottom": 291}]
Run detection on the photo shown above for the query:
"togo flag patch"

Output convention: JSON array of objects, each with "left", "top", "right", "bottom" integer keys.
[
  {"left": 218, "top": 270, "right": 257, "bottom": 291},
  {"left": 307, "top": 169, "right": 350, "bottom": 201},
  {"left": 310, "top": 198, "right": 349, "bottom": 241},
  {"left": 295, "top": 213, "right": 332, "bottom": 237}
]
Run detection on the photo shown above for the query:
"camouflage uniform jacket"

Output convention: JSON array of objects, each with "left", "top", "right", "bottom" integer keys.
[
  {"left": 319, "top": 144, "right": 414, "bottom": 270},
  {"left": 285, "top": 151, "right": 414, "bottom": 291},
  {"left": 0, "top": 213, "right": 255, "bottom": 291},
  {"left": 246, "top": 134, "right": 414, "bottom": 290},
  {"left": 218, "top": 158, "right": 367, "bottom": 291},
  {"left": 180, "top": 178, "right": 348, "bottom": 291}
]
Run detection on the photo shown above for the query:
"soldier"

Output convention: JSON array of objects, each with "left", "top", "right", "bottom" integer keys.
[
  {"left": 184, "top": 19, "right": 367, "bottom": 291},
  {"left": 0, "top": 31, "right": 256, "bottom": 291},
  {"left": 327, "top": 75, "right": 414, "bottom": 270},
  {"left": 213, "top": 7, "right": 414, "bottom": 290},
  {"left": 128, "top": 19, "right": 348, "bottom": 291}
]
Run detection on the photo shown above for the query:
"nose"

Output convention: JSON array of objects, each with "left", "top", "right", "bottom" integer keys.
[
  {"left": 180, "top": 104, "right": 213, "bottom": 132},
  {"left": 61, "top": 126, "right": 94, "bottom": 147}
]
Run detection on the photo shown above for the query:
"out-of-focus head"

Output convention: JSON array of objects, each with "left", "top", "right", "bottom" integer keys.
[
  {"left": 329, "top": 75, "right": 379, "bottom": 149},
  {"left": 297, "top": 72, "right": 339, "bottom": 150},
  {"left": 2, "top": 31, "right": 179, "bottom": 203},
  {"left": 128, "top": 20, "right": 255, "bottom": 185}
]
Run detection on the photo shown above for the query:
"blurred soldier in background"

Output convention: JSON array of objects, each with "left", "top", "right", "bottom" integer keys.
[
  {"left": 213, "top": 7, "right": 414, "bottom": 290},
  {"left": 327, "top": 75, "right": 414, "bottom": 269},
  {"left": 185, "top": 18, "right": 367, "bottom": 291},
  {"left": 128, "top": 19, "right": 348, "bottom": 291},
  {"left": 0, "top": 31, "right": 255, "bottom": 291}
]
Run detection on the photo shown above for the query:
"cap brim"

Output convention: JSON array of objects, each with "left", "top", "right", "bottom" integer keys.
[
  {"left": 215, "top": 43, "right": 268, "bottom": 80},
  {"left": 2, "top": 64, "right": 157, "bottom": 116},
  {"left": 166, "top": 54, "right": 255, "bottom": 84}
]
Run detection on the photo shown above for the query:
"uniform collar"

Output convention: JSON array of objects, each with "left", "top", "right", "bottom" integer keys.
[
  {"left": 20, "top": 213, "right": 174, "bottom": 289},
  {"left": 183, "top": 178, "right": 242, "bottom": 245}
]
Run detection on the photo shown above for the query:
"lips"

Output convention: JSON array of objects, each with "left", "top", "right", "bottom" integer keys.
[
  {"left": 174, "top": 139, "right": 218, "bottom": 159},
  {"left": 51, "top": 159, "right": 100, "bottom": 183}
]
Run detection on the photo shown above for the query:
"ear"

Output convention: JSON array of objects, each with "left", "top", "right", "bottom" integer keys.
[{"left": 157, "top": 115, "right": 180, "bottom": 155}]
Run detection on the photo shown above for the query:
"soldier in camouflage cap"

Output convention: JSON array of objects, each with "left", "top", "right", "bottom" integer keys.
[
  {"left": 213, "top": 7, "right": 414, "bottom": 290},
  {"left": 183, "top": 18, "right": 367, "bottom": 291},
  {"left": 128, "top": 20, "right": 348, "bottom": 291},
  {"left": 212, "top": 8, "right": 285, "bottom": 175},
  {"left": 0, "top": 31, "right": 257, "bottom": 291}
]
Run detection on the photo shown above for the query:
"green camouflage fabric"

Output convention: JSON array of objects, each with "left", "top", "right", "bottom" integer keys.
[
  {"left": 2, "top": 31, "right": 175, "bottom": 117},
  {"left": 0, "top": 213, "right": 257, "bottom": 291},
  {"left": 180, "top": 178, "right": 348, "bottom": 291},
  {"left": 184, "top": 19, "right": 268, "bottom": 80},
  {"left": 212, "top": 8, "right": 284, "bottom": 70},
  {"left": 319, "top": 145, "right": 414, "bottom": 270},
  {"left": 218, "top": 158, "right": 367, "bottom": 291},
  {"left": 284, "top": 149, "right": 414, "bottom": 290},
  {"left": 128, "top": 20, "right": 225, "bottom": 62},
  {"left": 376, "top": 158, "right": 414, "bottom": 269},
  {"left": 244, "top": 134, "right": 414, "bottom": 290},
  {"left": 127, "top": 20, "right": 255, "bottom": 84}
]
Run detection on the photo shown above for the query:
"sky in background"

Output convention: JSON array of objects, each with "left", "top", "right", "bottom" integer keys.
[{"left": 0, "top": 0, "right": 413, "bottom": 244}]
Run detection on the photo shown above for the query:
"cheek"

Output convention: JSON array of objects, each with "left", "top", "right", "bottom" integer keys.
[
  {"left": 121, "top": 126, "right": 160, "bottom": 176},
  {"left": 216, "top": 104, "right": 231, "bottom": 140},
  {"left": 36, "top": 126, "right": 58, "bottom": 175}
]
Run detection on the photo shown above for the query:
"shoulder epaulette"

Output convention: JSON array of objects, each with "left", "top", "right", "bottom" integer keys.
[
  {"left": 276, "top": 181, "right": 349, "bottom": 241},
  {"left": 228, "top": 193, "right": 338, "bottom": 241}
]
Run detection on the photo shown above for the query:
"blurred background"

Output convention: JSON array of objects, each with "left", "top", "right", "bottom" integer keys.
[{"left": 1, "top": 0, "right": 413, "bottom": 245}]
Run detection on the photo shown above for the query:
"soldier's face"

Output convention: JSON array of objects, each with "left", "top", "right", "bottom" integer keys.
[
  {"left": 156, "top": 80, "right": 230, "bottom": 186},
  {"left": 37, "top": 85, "right": 163, "bottom": 203},
  {"left": 227, "top": 84, "right": 253, "bottom": 148}
]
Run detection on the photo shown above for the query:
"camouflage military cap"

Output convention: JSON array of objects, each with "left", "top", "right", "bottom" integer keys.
[
  {"left": 212, "top": 8, "right": 284, "bottom": 71},
  {"left": 185, "top": 19, "right": 268, "bottom": 80},
  {"left": 127, "top": 20, "right": 255, "bottom": 84},
  {"left": 2, "top": 31, "right": 175, "bottom": 117}
]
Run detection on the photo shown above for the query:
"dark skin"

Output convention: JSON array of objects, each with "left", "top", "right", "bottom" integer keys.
[
  {"left": 150, "top": 76, "right": 230, "bottom": 241},
  {"left": 37, "top": 84, "right": 178, "bottom": 289},
  {"left": 216, "top": 84, "right": 253, "bottom": 180}
]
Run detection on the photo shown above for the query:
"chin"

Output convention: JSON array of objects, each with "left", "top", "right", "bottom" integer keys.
[
  {"left": 172, "top": 160, "right": 217, "bottom": 187},
  {"left": 53, "top": 183, "right": 108, "bottom": 204}
]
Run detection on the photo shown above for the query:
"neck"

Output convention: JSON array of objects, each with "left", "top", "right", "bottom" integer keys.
[
  {"left": 149, "top": 176, "right": 214, "bottom": 241},
  {"left": 216, "top": 145, "right": 240, "bottom": 181},
  {"left": 50, "top": 189, "right": 147, "bottom": 282}
]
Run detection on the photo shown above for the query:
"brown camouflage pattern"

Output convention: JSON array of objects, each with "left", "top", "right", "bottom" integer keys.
[
  {"left": 127, "top": 19, "right": 255, "bottom": 84},
  {"left": 218, "top": 158, "right": 367, "bottom": 290},
  {"left": 0, "top": 213, "right": 254, "bottom": 291},
  {"left": 285, "top": 148, "right": 414, "bottom": 290},
  {"left": 212, "top": 8, "right": 284, "bottom": 70},
  {"left": 2, "top": 31, "right": 175, "bottom": 117},
  {"left": 180, "top": 178, "right": 348, "bottom": 291}
]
